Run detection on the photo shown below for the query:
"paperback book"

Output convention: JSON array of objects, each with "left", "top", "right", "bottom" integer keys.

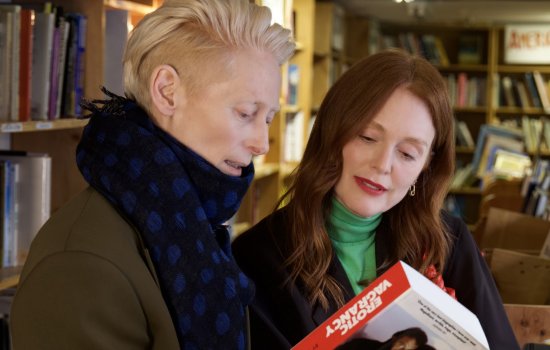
[{"left": 292, "top": 261, "right": 489, "bottom": 350}]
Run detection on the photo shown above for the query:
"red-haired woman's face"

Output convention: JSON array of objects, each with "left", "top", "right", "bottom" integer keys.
[{"left": 334, "top": 86, "right": 435, "bottom": 218}]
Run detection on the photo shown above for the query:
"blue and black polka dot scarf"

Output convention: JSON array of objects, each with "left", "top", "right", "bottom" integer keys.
[{"left": 76, "top": 93, "right": 255, "bottom": 349}]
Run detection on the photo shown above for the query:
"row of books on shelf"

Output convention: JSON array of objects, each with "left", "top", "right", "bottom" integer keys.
[
  {"left": 445, "top": 71, "right": 550, "bottom": 112},
  {"left": 451, "top": 122, "right": 535, "bottom": 190},
  {"left": 495, "top": 71, "right": 550, "bottom": 112},
  {"left": 0, "top": 3, "right": 87, "bottom": 122},
  {"left": 0, "top": 152, "right": 51, "bottom": 268},
  {"left": 446, "top": 73, "right": 486, "bottom": 108},
  {"left": 283, "top": 110, "right": 315, "bottom": 163},
  {"left": 475, "top": 123, "right": 528, "bottom": 181},
  {"left": 452, "top": 115, "right": 550, "bottom": 159},
  {"left": 284, "top": 110, "right": 304, "bottom": 162},
  {"left": 522, "top": 159, "right": 550, "bottom": 220},
  {"left": 447, "top": 120, "right": 550, "bottom": 223},
  {"left": 450, "top": 163, "right": 477, "bottom": 191},
  {"left": 455, "top": 120, "right": 475, "bottom": 148},
  {"left": 380, "top": 32, "right": 485, "bottom": 67},
  {"left": 450, "top": 147, "right": 531, "bottom": 192},
  {"left": 381, "top": 32, "right": 449, "bottom": 67},
  {"left": 498, "top": 116, "right": 550, "bottom": 153}
]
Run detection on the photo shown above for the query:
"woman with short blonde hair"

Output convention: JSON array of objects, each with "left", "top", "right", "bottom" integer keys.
[{"left": 12, "top": 1, "right": 294, "bottom": 349}]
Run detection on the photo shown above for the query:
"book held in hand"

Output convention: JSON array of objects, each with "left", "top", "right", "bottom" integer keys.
[{"left": 292, "top": 261, "right": 489, "bottom": 350}]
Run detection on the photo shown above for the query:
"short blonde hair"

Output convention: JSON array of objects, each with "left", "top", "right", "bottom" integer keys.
[{"left": 123, "top": 0, "right": 295, "bottom": 112}]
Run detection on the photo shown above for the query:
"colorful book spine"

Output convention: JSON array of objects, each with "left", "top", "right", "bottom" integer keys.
[
  {"left": 524, "top": 72, "right": 542, "bottom": 109},
  {"left": 63, "top": 13, "right": 87, "bottom": 117},
  {"left": 18, "top": 8, "right": 34, "bottom": 121},
  {"left": 0, "top": 5, "right": 21, "bottom": 121},
  {"left": 30, "top": 11, "right": 55, "bottom": 120},
  {"left": 48, "top": 25, "right": 61, "bottom": 120}
]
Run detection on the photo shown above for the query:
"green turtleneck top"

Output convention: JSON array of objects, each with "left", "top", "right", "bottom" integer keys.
[{"left": 327, "top": 197, "right": 382, "bottom": 295}]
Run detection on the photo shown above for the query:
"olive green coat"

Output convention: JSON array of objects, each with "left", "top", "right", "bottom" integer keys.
[{"left": 11, "top": 187, "right": 180, "bottom": 350}]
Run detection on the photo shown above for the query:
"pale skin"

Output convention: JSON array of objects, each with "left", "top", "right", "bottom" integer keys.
[
  {"left": 147, "top": 48, "right": 282, "bottom": 176},
  {"left": 334, "top": 86, "right": 436, "bottom": 218}
]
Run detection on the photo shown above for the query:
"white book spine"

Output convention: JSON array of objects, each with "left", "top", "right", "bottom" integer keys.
[{"left": 30, "top": 12, "right": 55, "bottom": 120}]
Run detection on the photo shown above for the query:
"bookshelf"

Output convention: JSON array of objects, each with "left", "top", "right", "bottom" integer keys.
[
  {"left": 341, "top": 22, "right": 494, "bottom": 225},
  {"left": 491, "top": 26, "right": 550, "bottom": 157},
  {"left": 234, "top": 0, "right": 315, "bottom": 234},
  {"left": 0, "top": 267, "right": 22, "bottom": 291},
  {"left": 0, "top": 0, "right": 159, "bottom": 291},
  {"left": 341, "top": 21, "right": 550, "bottom": 225},
  {"left": 312, "top": 1, "right": 346, "bottom": 110},
  {"left": 234, "top": 0, "right": 355, "bottom": 235},
  {"left": 0, "top": 119, "right": 88, "bottom": 133}
]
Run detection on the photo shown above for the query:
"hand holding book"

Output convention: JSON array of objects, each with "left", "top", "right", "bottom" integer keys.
[{"left": 292, "top": 261, "right": 489, "bottom": 350}]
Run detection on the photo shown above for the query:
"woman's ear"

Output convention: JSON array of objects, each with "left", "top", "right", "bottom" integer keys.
[{"left": 149, "top": 65, "right": 182, "bottom": 117}]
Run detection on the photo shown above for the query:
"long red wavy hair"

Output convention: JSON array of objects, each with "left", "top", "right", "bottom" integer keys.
[{"left": 278, "top": 49, "right": 455, "bottom": 309}]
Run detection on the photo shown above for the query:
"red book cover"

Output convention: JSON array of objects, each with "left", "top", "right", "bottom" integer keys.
[
  {"left": 456, "top": 72, "right": 468, "bottom": 108},
  {"left": 47, "top": 25, "right": 60, "bottom": 120},
  {"left": 292, "top": 261, "right": 489, "bottom": 350},
  {"left": 19, "top": 8, "right": 33, "bottom": 121}
]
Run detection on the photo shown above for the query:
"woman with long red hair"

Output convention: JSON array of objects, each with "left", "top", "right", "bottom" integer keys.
[{"left": 233, "top": 49, "right": 518, "bottom": 350}]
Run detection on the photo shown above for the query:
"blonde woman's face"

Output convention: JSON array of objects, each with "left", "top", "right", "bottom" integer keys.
[
  {"left": 170, "top": 49, "right": 281, "bottom": 176},
  {"left": 334, "top": 86, "right": 435, "bottom": 218}
]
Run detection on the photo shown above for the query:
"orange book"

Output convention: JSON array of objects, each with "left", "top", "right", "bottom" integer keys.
[
  {"left": 292, "top": 261, "right": 489, "bottom": 350},
  {"left": 19, "top": 8, "right": 34, "bottom": 121}
]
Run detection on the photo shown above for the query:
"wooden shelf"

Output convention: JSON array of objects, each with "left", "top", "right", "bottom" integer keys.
[
  {"left": 454, "top": 106, "right": 487, "bottom": 113},
  {"left": 313, "top": 51, "right": 329, "bottom": 61},
  {"left": 438, "top": 64, "right": 488, "bottom": 72},
  {"left": 496, "top": 107, "right": 550, "bottom": 116},
  {"left": 0, "top": 118, "right": 89, "bottom": 133},
  {"left": 254, "top": 163, "right": 280, "bottom": 180},
  {"left": 235, "top": 0, "right": 315, "bottom": 228},
  {"left": 0, "top": 266, "right": 22, "bottom": 291},
  {"left": 456, "top": 146, "right": 475, "bottom": 154},
  {"left": 104, "top": 0, "right": 155, "bottom": 14},
  {"left": 497, "top": 65, "right": 550, "bottom": 74},
  {"left": 528, "top": 150, "right": 550, "bottom": 157},
  {"left": 282, "top": 104, "right": 301, "bottom": 114}
]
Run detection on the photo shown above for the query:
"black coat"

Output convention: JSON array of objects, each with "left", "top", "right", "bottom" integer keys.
[{"left": 232, "top": 208, "right": 520, "bottom": 350}]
